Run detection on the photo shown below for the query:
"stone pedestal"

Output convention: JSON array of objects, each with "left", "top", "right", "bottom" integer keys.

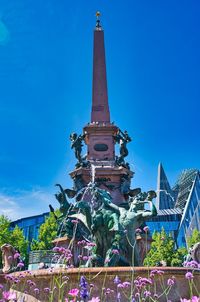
[{"left": 70, "top": 163, "right": 133, "bottom": 205}]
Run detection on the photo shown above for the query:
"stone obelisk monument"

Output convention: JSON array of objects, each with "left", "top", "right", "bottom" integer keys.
[{"left": 70, "top": 12, "right": 133, "bottom": 205}]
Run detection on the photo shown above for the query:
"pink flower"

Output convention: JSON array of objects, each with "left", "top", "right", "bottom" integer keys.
[
  {"left": 135, "top": 228, "right": 142, "bottom": 233},
  {"left": 143, "top": 226, "right": 149, "bottom": 232},
  {"left": 191, "top": 297, "right": 200, "bottom": 302},
  {"left": 71, "top": 219, "right": 79, "bottom": 224},
  {"left": 112, "top": 249, "right": 119, "bottom": 255},
  {"left": 77, "top": 240, "right": 86, "bottom": 246},
  {"left": 88, "top": 298, "right": 100, "bottom": 302},
  {"left": 167, "top": 278, "right": 175, "bottom": 286},
  {"left": 181, "top": 297, "right": 200, "bottom": 302},
  {"left": 3, "top": 291, "right": 16, "bottom": 300},
  {"left": 87, "top": 242, "right": 96, "bottom": 247},
  {"left": 68, "top": 288, "right": 79, "bottom": 297}
]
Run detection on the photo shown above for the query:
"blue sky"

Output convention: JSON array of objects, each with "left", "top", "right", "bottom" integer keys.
[{"left": 0, "top": 0, "right": 199, "bottom": 220}]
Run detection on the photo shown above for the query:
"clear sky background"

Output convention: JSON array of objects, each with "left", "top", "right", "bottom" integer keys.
[{"left": 0, "top": 0, "right": 199, "bottom": 220}]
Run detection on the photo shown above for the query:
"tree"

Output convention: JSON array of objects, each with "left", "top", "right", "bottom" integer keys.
[
  {"left": 171, "top": 246, "right": 187, "bottom": 267},
  {"left": 187, "top": 229, "right": 200, "bottom": 248},
  {"left": 0, "top": 215, "right": 28, "bottom": 267},
  {"left": 31, "top": 210, "right": 59, "bottom": 251},
  {"left": 143, "top": 228, "right": 175, "bottom": 266}
]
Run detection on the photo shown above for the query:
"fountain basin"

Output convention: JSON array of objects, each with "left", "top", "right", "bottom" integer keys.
[{"left": 0, "top": 266, "right": 199, "bottom": 301}]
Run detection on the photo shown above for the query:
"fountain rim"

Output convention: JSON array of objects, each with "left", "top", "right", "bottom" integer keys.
[{"left": 7, "top": 266, "right": 200, "bottom": 278}]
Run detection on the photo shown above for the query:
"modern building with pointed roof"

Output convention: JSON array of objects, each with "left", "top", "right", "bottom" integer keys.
[
  {"left": 156, "top": 163, "right": 175, "bottom": 210},
  {"left": 147, "top": 164, "right": 200, "bottom": 247}
]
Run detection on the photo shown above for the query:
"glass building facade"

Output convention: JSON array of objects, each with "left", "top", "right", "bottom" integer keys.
[
  {"left": 10, "top": 212, "right": 49, "bottom": 245},
  {"left": 151, "top": 165, "right": 200, "bottom": 248}
]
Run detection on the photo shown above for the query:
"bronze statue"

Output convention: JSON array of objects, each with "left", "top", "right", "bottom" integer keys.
[
  {"left": 114, "top": 129, "right": 131, "bottom": 166},
  {"left": 71, "top": 184, "right": 157, "bottom": 267},
  {"left": 70, "top": 132, "right": 85, "bottom": 164},
  {"left": 54, "top": 184, "right": 90, "bottom": 241}
]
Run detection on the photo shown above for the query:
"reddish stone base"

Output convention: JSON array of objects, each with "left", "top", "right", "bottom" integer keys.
[{"left": 0, "top": 267, "right": 199, "bottom": 302}]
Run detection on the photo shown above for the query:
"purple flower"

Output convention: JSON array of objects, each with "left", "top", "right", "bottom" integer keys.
[
  {"left": 167, "top": 278, "right": 175, "bottom": 286},
  {"left": 17, "top": 262, "right": 24, "bottom": 268},
  {"left": 140, "top": 277, "right": 152, "bottom": 285},
  {"left": 117, "top": 283, "right": 124, "bottom": 288},
  {"left": 117, "top": 292, "right": 121, "bottom": 301},
  {"left": 143, "top": 226, "right": 149, "bottom": 232},
  {"left": 184, "top": 260, "right": 199, "bottom": 269},
  {"left": 114, "top": 275, "right": 121, "bottom": 284},
  {"left": 135, "top": 228, "right": 142, "bottom": 233},
  {"left": 68, "top": 288, "right": 79, "bottom": 297},
  {"left": 14, "top": 278, "right": 20, "bottom": 284},
  {"left": 185, "top": 272, "right": 193, "bottom": 280},
  {"left": 122, "top": 281, "right": 131, "bottom": 288},
  {"left": 34, "top": 288, "right": 40, "bottom": 294},
  {"left": 0, "top": 284, "right": 4, "bottom": 290},
  {"left": 144, "top": 290, "right": 151, "bottom": 297},
  {"left": 82, "top": 256, "right": 89, "bottom": 261},
  {"left": 157, "top": 270, "right": 164, "bottom": 275},
  {"left": 104, "top": 288, "right": 114, "bottom": 295},
  {"left": 14, "top": 252, "right": 20, "bottom": 259},
  {"left": 44, "top": 287, "right": 51, "bottom": 293},
  {"left": 80, "top": 276, "right": 89, "bottom": 300},
  {"left": 52, "top": 246, "right": 60, "bottom": 252}
]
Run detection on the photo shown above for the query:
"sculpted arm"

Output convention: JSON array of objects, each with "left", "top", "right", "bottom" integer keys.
[{"left": 141, "top": 200, "right": 157, "bottom": 218}]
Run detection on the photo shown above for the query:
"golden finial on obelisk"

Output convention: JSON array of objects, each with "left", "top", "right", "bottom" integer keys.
[{"left": 95, "top": 11, "right": 102, "bottom": 30}]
